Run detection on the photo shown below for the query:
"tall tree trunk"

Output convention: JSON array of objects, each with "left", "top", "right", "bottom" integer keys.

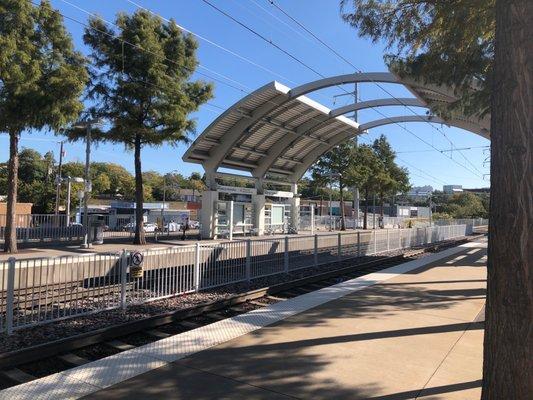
[
  {"left": 379, "top": 191, "right": 385, "bottom": 218},
  {"left": 133, "top": 135, "right": 146, "bottom": 245},
  {"left": 482, "top": 1, "right": 532, "bottom": 398},
  {"left": 363, "top": 188, "right": 368, "bottom": 230},
  {"left": 339, "top": 178, "right": 346, "bottom": 231},
  {"left": 3, "top": 132, "right": 20, "bottom": 253}
]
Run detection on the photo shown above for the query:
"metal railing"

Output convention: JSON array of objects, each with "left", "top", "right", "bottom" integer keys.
[
  {"left": 0, "top": 214, "right": 84, "bottom": 244},
  {"left": 0, "top": 224, "right": 469, "bottom": 334}
]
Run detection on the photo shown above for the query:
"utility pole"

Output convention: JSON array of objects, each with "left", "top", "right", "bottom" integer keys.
[
  {"left": 73, "top": 119, "right": 100, "bottom": 249},
  {"left": 54, "top": 141, "right": 64, "bottom": 216},
  {"left": 82, "top": 124, "right": 92, "bottom": 248},
  {"left": 334, "top": 83, "right": 360, "bottom": 229}
]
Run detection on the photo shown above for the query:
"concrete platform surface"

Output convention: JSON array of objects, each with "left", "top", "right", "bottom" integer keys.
[{"left": 83, "top": 240, "right": 487, "bottom": 400}]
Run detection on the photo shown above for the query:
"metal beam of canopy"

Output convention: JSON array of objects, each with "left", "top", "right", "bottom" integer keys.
[{"left": 288, "top": 115, "right": 490, "bottom": 182}]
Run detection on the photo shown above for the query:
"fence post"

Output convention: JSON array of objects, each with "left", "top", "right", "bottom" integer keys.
[
  {"left": 245, "top": 239, "right": 251, "bottom": 282},
  {"left": 337, "top": 233, "right": 342, "bottom": 260},
  {"left": 386, "top": 229, "right": 390, "bottom": 251},
  {"left": 120, "top": 250, "right": 128, "bottom": 310},
  {"left": 284, "top": 236, "right": 289, "bottom": 273},
  {"left": 357, "top": 231, "right": 361, "bottom": 256},
  {"left": 194, "top": 242, "right": 201, "bottom": 292},
  {"left": 373, "top": 230, "right": 377, "bottom": 254},
  {"left": 399, "top": 229, "right": 402, "bottom": 249},
  {"left": 314, "top": 234, "right": 318, "bottom": 266},
  {"left": 6, "top": 257, "right": 16, "bottom": 335}
]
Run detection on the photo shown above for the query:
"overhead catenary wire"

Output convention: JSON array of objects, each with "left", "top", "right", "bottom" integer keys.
[
  {"left": 124, "top": 0, "right": 297, "bottom": 86},
  {"left": 396, "top": 157, "right": 448, "bottom": 185},
  {"left": 264, "top": 0, "right": 486, "bottom": 178},
  {"left": 396, "top": 145, "right": 489, "bottom": 154},
  {"left": 123, "top": 0, "right": 483, "bottom": 184},
  {"left": 200, "top": 0, "right": 484, "bottom": 179},
  {"left": 54, "top": 0, "right": 481, "bottom": 184},
  {"left": 54, "top": 0, "right": 250, "bottom": 94},
  {"left": 57, "top": 0, "right": 341, "bottom": 140}
]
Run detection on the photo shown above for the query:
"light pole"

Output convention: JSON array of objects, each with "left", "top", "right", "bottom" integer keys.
[
  {"left": 56, "top": 176, "right": 84, "bottom": 225},
  {"left": 372, "top": 194, "right": 376, "bottom": 230}
]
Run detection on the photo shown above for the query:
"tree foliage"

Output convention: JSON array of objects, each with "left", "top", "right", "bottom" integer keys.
[
  {"left": 311, "top": 141, "right": 359, "bottom": 229},
  {"left": 341, "top": 0, "right": 494, "bottom": 117},
  {"left": 80, "top": 10, "right": 213, "bottom": 244},
  {"left": 0, "top": 0, "right": 88, "bottom": 252},
  {"left": 312, "top": 136, "right": 409, "bottom": 229},
  {"left": 440, "top": 192, "right": 488, "bottom": 218}
]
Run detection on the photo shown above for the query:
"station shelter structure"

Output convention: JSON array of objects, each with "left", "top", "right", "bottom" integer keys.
[{"left": 183, "top": 70, "right": 490, "bottom": 239}]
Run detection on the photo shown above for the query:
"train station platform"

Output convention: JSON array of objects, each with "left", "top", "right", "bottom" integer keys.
[{"left": 1, "top": 239, "right": 487, "bottom": 400}]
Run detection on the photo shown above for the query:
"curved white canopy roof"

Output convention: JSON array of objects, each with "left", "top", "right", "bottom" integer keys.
[{"left": 183, "top": 72, "right": 490, "bottom": 183}]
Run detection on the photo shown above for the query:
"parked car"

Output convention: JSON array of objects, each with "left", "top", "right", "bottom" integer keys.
[
  {"left": 188, "top": 220, "right": 199, "bottom": 229},
  {"left": 122, "top": 222, "right": 136, "bottom": 231},
  {"left": 143, "top": 223, "right": 159, "bottom": 233},
  {"left": 164, "top": 222, "right": 181, "bottom": 232},
  {"left": 122, "top": 222, "right": 159, "bottom": 233}
]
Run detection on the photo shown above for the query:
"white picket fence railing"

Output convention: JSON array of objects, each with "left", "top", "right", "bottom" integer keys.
[{"left": 0, "top": 224, "right": 469, "bottom": 334}]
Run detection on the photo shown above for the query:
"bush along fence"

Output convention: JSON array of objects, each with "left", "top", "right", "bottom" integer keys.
[{"left": 0, "top": 224, "right": 471, "bottom": 335}]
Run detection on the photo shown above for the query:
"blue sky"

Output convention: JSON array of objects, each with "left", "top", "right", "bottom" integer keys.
[{"left": 0, "top": 0, "right": 491, "bottom": 189}]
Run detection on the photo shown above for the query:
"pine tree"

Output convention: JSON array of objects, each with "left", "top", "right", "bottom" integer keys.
[
  {"left": 81, "top": 10, "right": 213, "bottom": 244},
  {"left": 0, "top": 0, "right": 88, "bottom": 253}
]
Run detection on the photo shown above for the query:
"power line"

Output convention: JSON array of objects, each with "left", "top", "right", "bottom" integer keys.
[
  {"left": 58, "top": 0, "right": 340, "bottom": 139},
  {"left": 396, "top": 157, "right": 448, "bottom": 185},
  {"left": 53, "top": 0, "right": 249, "bottom": 94},
  {"left": 55, "top": 0, "right": 483, "bottom": 183},
  {"left": 201, "top": 0, "right": 483, "bottom": 179},
  {"left": 124, "top": 0, "right": 482, "bottom": 183},
  {"left": 264, "top": 0, "right": 485, "bottom": 178},
  {"left": 119, "top": 1, "right": 355, "bottom": 133},
  {"left": 200, "top": 0, "right": 325, "bottom": 78},
  {"left": 125, "top": 0, "right": 297, "bottom": 85},
  {"left": 396, "top": 145, "right": 489, "bottom": 154}
]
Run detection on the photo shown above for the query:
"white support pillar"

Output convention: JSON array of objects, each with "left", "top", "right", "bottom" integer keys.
[
  {"left": 228, "top": 200, "right": 234, "bottom": 241},
  {"left": 289, "top": 196, "right": 300, "bottom": 233},
  {"left": 289, "top": 182, "right": 300, "bottom": 233},
  {"left": 310, "top": 204, "right": 315, "bottom": 235},
  {"left": 200, "top": 190, "right": 218, "bottom": 239},
  {"left": 253, "top": 194, "right": 266, "bottom": 236}
]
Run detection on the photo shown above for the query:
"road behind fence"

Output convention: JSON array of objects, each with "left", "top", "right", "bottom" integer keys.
[{"left": 0, "top": 224, "right": 469, "bottom": 334}]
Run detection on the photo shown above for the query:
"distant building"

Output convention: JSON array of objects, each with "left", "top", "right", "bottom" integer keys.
[
  {"left": 0, "top": 202, "right": 33, "bottom": 227},
  {"left": 443, "top": 185, "right": 463, "bottom": 195},
  {"left": 407, "top": 185, "right": 433, "bottom": 200},
  {"left": 463, "top": 187, "right": 490, "bottom": 194}
]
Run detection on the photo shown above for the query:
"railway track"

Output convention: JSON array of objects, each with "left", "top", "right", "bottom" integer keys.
[{"left": 0, "top": 237, "right": 475, "bottom": 390}]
